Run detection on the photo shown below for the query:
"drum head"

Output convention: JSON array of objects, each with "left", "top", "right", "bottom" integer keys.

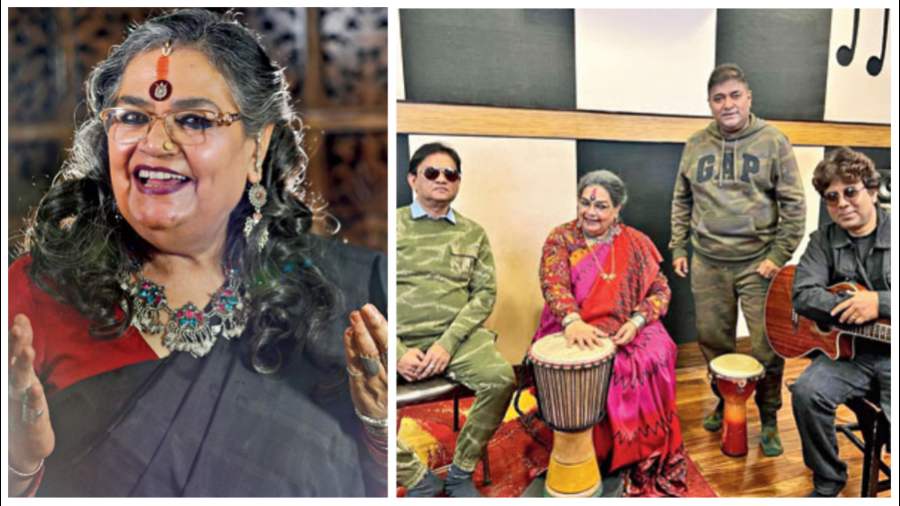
[
  {"left": 710, "top": 353, "right": 764, "bottom": 380},
  {"left": 529, "top": 332, "right": 615, "bottom": 368}
]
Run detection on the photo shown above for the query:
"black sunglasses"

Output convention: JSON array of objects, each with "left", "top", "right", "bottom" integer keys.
[
  {"left": 822, "top": 185, "right": 865, "bottom": 206},
  {"left": 421, "top": 166, "right": 461, "bottom": 182}
]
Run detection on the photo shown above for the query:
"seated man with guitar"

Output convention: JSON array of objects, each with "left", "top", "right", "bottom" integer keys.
[{"left": 788, "top": 147, "right": 889, "bottom": 497}]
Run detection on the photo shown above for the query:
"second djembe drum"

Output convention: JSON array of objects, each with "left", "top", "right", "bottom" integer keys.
[{"left": 709, "top": 353, "right": 765, "bottom": 457}]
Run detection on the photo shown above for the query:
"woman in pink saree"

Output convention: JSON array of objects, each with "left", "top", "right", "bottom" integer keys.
[{"left": 533, "top": 170, "right": 686, "bottom": 497}]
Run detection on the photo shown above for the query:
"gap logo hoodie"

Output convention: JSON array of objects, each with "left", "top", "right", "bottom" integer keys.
[{"left": 669, "top": 113, "right": 806, "bottom": 265}]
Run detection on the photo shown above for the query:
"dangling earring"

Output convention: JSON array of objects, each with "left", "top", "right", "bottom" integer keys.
[
  {"left": 243, "top": 155, "right": 269, "bottom": 251},
  {"left": 111, "top": 199, "right": 122, "bottom": 223}
]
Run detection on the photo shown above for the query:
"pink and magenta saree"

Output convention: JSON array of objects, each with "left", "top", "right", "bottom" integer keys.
[{"left": 534, "top": 221, "right": 686, "bottom": 497}]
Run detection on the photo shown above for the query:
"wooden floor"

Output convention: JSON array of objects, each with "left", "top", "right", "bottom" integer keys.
[{"left": 677, "top": 341, "right": 891, "bottom": 498}]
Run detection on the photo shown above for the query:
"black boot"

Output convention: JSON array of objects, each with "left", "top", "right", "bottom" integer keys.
[
  {"left": 406, "top": 470, "right": 444, "bottom": 497},
  {"left": 444, "top": 464, "right": 482, "bottom": 497}
]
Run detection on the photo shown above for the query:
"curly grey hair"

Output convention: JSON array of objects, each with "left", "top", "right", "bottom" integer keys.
[{"left": 25, "top": 9, "right": 338, "bottom": 374}]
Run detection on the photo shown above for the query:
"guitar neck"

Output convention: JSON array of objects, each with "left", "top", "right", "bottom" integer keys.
[{"left": 840, "top": 321, "right": 891, "bottom": 344}]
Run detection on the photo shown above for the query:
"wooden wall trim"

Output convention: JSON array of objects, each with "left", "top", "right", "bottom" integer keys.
[{"left": 397, "top": 102, "right": 891, "bottom": 148}]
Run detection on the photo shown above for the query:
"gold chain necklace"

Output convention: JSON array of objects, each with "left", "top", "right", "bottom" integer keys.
[
  {"left": 589, "top": 243, "right": 615, "bottom": 281},
  {"left": 585, "top": 226, "right": 618, "bottom": 282}
]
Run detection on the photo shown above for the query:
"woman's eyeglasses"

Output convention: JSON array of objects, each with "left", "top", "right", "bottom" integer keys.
[
  {"left": 421, "top": 167, "right": 461, "bottom": 182},
  {"left": 99, "top": 107, "right": 242, "bottom": 146},
  {"left": 822, "top": 185, "right": 865, "bottom": 206}
]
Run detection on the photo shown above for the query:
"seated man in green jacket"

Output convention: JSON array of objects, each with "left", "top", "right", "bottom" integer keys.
[{"left": 396, "top": 142, "right": 515, "bottom": 498}]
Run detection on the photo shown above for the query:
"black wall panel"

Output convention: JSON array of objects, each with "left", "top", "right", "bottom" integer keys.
[
  {"left": 397, "top": 134, "right": 412, "bottom": 207},
  {"left": 401, "top": 9, "right": 576, "bottom": 109},
  {"left": 716, "top": 9, "right": 832, "bottom": 121},
  {"left": 576, "top": 140, "right": 697, "bottom": 344}
]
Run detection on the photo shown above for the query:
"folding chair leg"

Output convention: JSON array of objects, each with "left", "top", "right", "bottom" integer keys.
[
  {"left": 862, "top": 420, "right": 882, "bottom": 497},
  {"left": 481, "top": 452, "right": 491, "bottom": 486},
  {"left": 453, "top": 390, "right": 461, "bottom": 432}
]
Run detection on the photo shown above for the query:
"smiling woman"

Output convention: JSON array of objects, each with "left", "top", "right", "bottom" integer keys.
[
  {"left": 8, "top": 9, "right": 386, "bottom": 497},
  {"left": 532, "top": 169, "right": 687, "bottom": 497}
]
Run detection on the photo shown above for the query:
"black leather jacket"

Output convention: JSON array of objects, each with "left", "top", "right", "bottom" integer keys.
[{"left": 792, "top": 206, "right": 890, "bottom": 326}]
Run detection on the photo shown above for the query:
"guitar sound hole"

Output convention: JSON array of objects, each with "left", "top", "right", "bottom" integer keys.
[{"left": 814, "top": 322, "right": 832, "bottom": 333}]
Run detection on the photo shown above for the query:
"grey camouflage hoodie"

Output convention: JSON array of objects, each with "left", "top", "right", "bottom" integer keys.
[{"left": 669, "top": 114, "right": 806, "bottom": 265}]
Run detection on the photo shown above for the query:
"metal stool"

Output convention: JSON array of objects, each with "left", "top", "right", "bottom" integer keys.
[
  {"left": 397, "top": 376, "right": 491, "bottom": 485},
  {"left": 836, "top": 386, "right": 890, "bottom": 497}
]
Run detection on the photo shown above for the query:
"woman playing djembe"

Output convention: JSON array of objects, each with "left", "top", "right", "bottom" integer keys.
[
  {"left": 533, "top": 170, "right": 686, "bottom": 497},
  {"left": 8, "top": 9, "right": 386, "bottom": 497}
]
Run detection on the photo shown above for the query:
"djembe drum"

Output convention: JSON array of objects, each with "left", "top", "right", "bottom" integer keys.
[
  {"left": 528, "top": 333, "right": 615, "bottom": 497},
  {"left": 709, "top": 353, "right": 765, "bottom": 457}
]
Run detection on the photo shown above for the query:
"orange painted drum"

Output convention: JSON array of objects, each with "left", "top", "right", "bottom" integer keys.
[
  {"left": 709, "top": 353, "right": 765, "bottom": 457},
  {"left": 528, "top": 333, "right": 615, "bottom": 497}
]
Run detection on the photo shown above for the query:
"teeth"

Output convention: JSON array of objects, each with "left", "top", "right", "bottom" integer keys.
[{"left": 138, "top": 169, "right": 188, "bottom": 181}]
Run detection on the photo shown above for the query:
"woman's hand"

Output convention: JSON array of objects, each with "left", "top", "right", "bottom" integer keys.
[
  {"left": 8, "top": 315, "right": 55, "bottom": 492},
  {"left": 611, "top": 320, "right": 638, "bottom": 346},
  {"left": 564, "top": 320, "right": 608, "bottom": 349},
  {"left": 343, "top": 304, "right": 387, "bottom": 420}
]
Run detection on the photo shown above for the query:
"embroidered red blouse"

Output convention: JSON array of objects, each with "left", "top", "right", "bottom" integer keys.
[{"left": 8, "top": 256, "right": 159, "bottom": 395}]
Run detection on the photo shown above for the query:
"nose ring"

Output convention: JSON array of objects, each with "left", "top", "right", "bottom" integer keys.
[{"left": 163, "top": 141, "right": 175, "bottom": 152}]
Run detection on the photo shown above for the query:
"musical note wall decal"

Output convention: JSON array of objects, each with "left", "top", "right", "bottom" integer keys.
[
  {"left": 866, "top": 9, "right": 888, "bottom": 77},
  {"left": 836, "top": 8, "right": 859, "bottom": 66},
  {"left": 836, "top": 8, "right": 889, "bottom": 77}
]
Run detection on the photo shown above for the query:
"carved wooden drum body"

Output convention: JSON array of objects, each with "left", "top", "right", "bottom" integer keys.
[{"left": 528, "top": 333, "right": 615, "bottom": 497}]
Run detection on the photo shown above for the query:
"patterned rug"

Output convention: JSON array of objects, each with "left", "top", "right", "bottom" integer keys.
[{"left": 398, "top": 391, "right": 717, "bottom": 497}]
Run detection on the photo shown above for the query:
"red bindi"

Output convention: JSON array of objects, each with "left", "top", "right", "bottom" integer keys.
[{"left": 149, "top": 41, "right": 173, "bottom": 101}]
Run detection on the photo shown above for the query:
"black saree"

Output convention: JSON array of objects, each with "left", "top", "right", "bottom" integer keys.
[{"left": 38, "top": 241, "right": 387, "bottom": 497}]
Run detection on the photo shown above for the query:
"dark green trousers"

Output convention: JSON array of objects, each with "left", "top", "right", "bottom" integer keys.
[
  {"left": 396, "top": 441, "right": 428, "bottom": 489},
  {"left": 397, "top": 327, "right": 515, "bottom": 474},
  {"left": 691, "top": 254, "right": 785, "bottom": 424}
]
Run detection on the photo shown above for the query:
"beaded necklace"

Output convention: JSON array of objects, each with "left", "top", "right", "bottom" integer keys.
[
  {"left": 584, "top": 224, "right": 620, "bottom": 282},
  {"left": 122, "top": 268, "right": 247, "bottom": 357}
]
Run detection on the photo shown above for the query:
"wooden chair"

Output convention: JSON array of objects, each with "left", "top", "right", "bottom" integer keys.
[
  {"left": 397, "top": 376, "right": 491, "bottom": 485},
  {"left": 836, "top": 385, "right": 890, "bottom": 497}
]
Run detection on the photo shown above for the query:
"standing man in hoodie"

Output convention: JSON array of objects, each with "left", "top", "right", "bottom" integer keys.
[{"left": 669, "top": 63, "right": 806, "bottom": 457}]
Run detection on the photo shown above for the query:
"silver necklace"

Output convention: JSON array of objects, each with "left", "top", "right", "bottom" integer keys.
[{"left": 122, "top": 268, "right": 247, "bottom": 357}]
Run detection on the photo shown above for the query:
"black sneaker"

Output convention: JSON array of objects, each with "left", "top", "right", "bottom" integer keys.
[
  {"left": 702, "top": 408, "right": 723, "bottom": 432},
  {"left": 406, "top": 470, "right": 444, "bottom": 497},
  {"left": 444, "top": 464, "right": 482, "bottom": 498},
  {"left": 807, "top": 489, "right": 839, "bottom": 498}
]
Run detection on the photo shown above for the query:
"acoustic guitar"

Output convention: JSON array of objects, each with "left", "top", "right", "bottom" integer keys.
[{"left": 764, "top": 265, "right": 890, "bottom": 360}]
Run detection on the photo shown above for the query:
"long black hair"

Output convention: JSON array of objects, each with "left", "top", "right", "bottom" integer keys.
[{"left": 23, "top": 9, "right": 338, "bottom": 373}]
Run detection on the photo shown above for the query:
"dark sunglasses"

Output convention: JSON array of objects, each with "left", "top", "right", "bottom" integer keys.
[
  {"left": 421, "top": 166, "right": 461, "bottom": 182},
  {"left": 822, "top": 185, "right": 865, "bottom": 206}
]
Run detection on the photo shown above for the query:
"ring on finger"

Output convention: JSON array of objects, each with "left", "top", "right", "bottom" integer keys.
[
  {"left": 21, "top": 399, "right": 44, "bottom": 425},
  {"left": 7, "top": 377, "right": 31, "bottom": 400},
  {"left": 359, "top": 354, "right": 381, "bottom": 378}
]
